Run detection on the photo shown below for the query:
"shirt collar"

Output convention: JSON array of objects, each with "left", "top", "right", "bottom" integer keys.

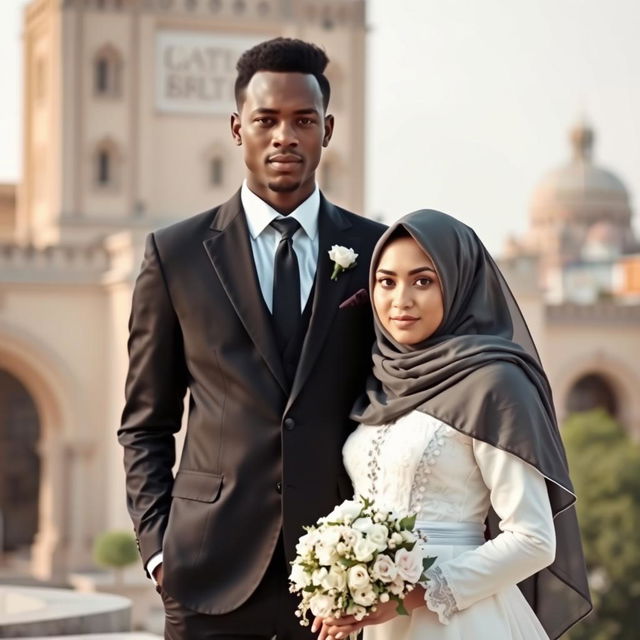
[{"left": 241, "top": 180, "right": 320, "bottom": 241}]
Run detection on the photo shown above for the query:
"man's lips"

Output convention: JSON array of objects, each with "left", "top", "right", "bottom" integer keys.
[{"left": 268, "top": 154, "right": 303, "bottom": 164}]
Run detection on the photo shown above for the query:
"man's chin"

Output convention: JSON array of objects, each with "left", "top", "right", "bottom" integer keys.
[{"left": 267, "top": 179, "right": 302, "bottom": 194}]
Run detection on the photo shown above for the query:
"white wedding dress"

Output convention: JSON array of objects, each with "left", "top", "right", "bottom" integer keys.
[{"left": 343, "top": 410, "right": 554, "bottom": 640}]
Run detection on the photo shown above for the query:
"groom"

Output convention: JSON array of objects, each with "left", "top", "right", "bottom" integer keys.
[{"left": 118, "top": 38, "right": 385, "bottom": 639}]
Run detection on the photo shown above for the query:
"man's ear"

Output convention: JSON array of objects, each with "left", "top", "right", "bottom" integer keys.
[
  {"left": 323, "top": 114, "right": 335, "bottom": 147},
  {"left": 231, "top": 113, "right": 242, "bottom": 146}
]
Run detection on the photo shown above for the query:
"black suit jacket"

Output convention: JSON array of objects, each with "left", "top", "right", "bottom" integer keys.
[{"left": 118, "top": 190, "right": 386, "bottom": 614}]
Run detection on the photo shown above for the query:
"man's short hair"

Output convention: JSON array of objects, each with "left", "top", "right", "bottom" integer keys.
[{"left": 235, "top": 37, "right": 331, "bottom": 109}]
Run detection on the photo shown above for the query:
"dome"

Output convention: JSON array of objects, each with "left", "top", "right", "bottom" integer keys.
[
  {"left": 582, "top": 221, "right": 622, "bottom": 260},
  {"left": 530, "top": 122, "right": 632, "bottom": 228}
]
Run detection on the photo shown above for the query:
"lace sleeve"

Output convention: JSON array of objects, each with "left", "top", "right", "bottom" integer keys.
[{"left": 423, "top": 565, "right": 459, "bottom": 624}]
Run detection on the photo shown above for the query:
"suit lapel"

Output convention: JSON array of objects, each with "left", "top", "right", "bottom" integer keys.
[
  {"left": 203, "top": 192, "right": 288, "bottom": 393},
  {"left": 286, "top": 196, "right": 360, "bottom": 411}
]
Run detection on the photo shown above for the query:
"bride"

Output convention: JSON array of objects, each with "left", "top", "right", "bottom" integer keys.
[{"left": 314, "top": 210, "right": 591, "bottom": 640}]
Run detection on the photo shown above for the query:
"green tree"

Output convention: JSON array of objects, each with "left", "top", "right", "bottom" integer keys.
[
  {"left": 563, "top": 409, "right": 640, "bottom": 639},
  {"left": 93, "top": 530, "right": 138, "bottom": 585}
]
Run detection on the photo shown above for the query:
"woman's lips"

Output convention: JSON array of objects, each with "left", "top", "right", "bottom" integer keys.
[{"left": 390, "top": 316, "right": 420, "bottom": 329}]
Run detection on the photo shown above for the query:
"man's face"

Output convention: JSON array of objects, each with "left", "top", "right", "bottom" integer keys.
[{"left": 231, "top": 71, "right": 333, "bottom": 206}]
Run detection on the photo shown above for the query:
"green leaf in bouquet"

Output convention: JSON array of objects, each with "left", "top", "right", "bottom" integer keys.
[
  {"left": 398, "top": 513, "right": 417, "bottom": 530},
  {"left": 422, "top": 556, "right": 436, "bottom": 572},
  {"left": 394, "top": 597, "right": 409, "bottom": 616}
]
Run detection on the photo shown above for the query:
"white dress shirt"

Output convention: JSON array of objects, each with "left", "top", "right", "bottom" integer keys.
[
  {"left": 242, "top": 180, "right": 320, "bottom": 312},
  {"left": 146, "top": 182, "right": 321, "bottom": 583}
]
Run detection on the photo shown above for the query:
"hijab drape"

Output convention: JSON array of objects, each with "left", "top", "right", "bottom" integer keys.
[{"left": 351, "top": 210, "right": 591, "bottom": 639}]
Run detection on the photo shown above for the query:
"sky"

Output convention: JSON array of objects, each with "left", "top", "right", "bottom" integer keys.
[{"left": 1, "top": 0, "right": 639, "bottom": 254}]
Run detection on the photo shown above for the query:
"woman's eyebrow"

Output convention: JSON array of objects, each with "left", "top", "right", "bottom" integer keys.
[{"left": 376, "top": 267, "right": 435, "bottom": 275}]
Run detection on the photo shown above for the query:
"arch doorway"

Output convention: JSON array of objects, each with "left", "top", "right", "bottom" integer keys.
[
  {"left": 566, "top": 372, "right": 618, "bottom": 416},
  {"left": 0, "top": 369, "right": 41, "bottom": 552}
]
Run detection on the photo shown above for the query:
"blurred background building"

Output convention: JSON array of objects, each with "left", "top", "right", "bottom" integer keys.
[{"left": 0, "top": 0, "right": 638, "bottom": 619}]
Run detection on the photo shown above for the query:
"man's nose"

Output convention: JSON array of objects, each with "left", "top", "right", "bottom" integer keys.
[{"left": 272, "top": 121, "right": 298, "bottom": 147}]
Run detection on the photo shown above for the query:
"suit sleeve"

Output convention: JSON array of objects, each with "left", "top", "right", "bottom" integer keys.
[
  {"left": 118, "top": 233, "right": 188, "bottom": 569},
  {"left": 423, "top": 441, "right": 556, "bottom": 623}
]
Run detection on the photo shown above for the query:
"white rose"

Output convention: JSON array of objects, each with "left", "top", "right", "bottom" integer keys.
[
  {"left": 352, "top": 587, "right": 377, "bottom": 607},
  {"left": 379, "top": 591, "right": 390, "bottom": 603},
  {"left": 388, "top": 575, "right": 405, "bottom": 595},
  {"left": 366, "top": 523, "right": 389, "bottom": 551},
  {"left": 353, "top": 537, "right": 378, "bottom": 563},
  {"left": 347, "top": 564, "right": 371, "bottom": 590},
  {"left": 295, "top": 530, "right": 317, "bottom": 554},
  {"left": 316, "top": 544, "right": 338, "bottom": 566},
  {"left": 346, "top": 603, "right": 367, "bottom": 621},
  {"left": 371, "top": 554, "right": 398, "bottom": 583},
  {"left": 321, "top": 566, "right": 347, "bottom": 593},
  {"left": 391, "top": 532, "right": 403, "bottom": 546},
  {"left": 329, "top": 245, "right": 358, "bottom": 269},
  {"left": 289, "top": 563, "right": 311, "bottom": 589},
  {"left": 312, "top": 567, "right": 329, "bottom": 586},
  {"left": 318, "top": 527, "right": 342, "bottom": 546},
  {"left": 394, "top": 547, "right": 424, "bottom": 583},
  {"left": 309, "top": 593, "right": 336, "bottom": 618},
  {"left": 352, "top": 517, "right": 374, "bottom": 534},
  {"left": 341, "top": 527, "right": 363, "bottom": 549}
]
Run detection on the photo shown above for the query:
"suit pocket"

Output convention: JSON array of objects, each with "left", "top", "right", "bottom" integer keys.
[{"left": 171, "top": 470, "right": 224, "bottom": 502}]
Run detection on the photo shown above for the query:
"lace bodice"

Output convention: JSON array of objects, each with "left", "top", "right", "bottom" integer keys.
[{"left": 343, "top": 410, "right": 490, "bottom": 523}]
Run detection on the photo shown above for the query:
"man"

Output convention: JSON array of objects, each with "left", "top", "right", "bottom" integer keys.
[{"left": 118, "top": 38, "right": 386, "bottom": 640}]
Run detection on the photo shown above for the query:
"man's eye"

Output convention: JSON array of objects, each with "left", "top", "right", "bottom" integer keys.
[
  {"left": 255, "top": 118, "right": 274, "bottom": 126},
  {"left": 298, "top": 118, "right": 315, "bottom": 126}
]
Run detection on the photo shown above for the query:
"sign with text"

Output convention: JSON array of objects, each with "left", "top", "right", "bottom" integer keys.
[{"left": 156, "top": 31, "right": 262, "bottom": 115}]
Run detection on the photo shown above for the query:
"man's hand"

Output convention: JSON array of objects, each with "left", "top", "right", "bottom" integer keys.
[{"left": 153, "top": 563, "right": 164, "bottom": 589}]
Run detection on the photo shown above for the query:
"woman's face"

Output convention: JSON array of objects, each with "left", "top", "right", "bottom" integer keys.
[{"left": 373, "top": 235, "right": 444, "bottom": 345}]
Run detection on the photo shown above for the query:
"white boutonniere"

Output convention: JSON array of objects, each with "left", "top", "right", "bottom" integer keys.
[{"left": 328, "top": 245, "right": 358, "bottom": 281}]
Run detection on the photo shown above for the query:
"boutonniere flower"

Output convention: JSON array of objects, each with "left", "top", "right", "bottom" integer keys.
[{"left": 328, "top": 245, "right": 358, "bottom": 281}]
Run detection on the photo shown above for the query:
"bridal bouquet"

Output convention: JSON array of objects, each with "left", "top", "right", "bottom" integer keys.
[{"left": 289, "top": 496, "right": 435, "bottom": 627}]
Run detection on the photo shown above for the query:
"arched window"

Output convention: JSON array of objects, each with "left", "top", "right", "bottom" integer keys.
[
  {"left": 94, "top": 138, "right": 121, "bottom": 189},
  {"left": 94, "top": 44, "right": 123, "bottom": 97},
  {"left": 0, "top": 370, "right": 41, "bottom": 550},
  {"left": 210, "top": 156, "right": 224, "bottom": 187},
  {"left": 566, "top": 373, "right": 618, "bottom": 416}
]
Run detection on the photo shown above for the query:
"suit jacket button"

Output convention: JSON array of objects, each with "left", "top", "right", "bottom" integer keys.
[
  {"left": 276, "top": 481, "right": 282, "bottom": 493},
  {"left": 284, "top": 418, "right": 296, "bottom": 430}
]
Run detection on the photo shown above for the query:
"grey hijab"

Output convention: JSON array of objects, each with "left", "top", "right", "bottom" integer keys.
[{"left": 351, "top": 210, "right": 591, "bottom": 639}]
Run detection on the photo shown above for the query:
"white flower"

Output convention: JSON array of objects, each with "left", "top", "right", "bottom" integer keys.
[
  {"left": 309, "top": 593, "right": 336, "bottom": 618},
  {"left": 295, "top": 530, "right": 318, "bottom": 555},
  {"left": 289, "top": 563, "right": 311, "bottom": 589},
  {"left": 312, "top": 567, "right": 329, "bottom": 586},
  {"left": 388, "top": 575, "right": 405, "bottom": 595},
  {"left": 352, "top": 517, "right": 374, "bottom": 534},
  {"left": 353, "top": 537, "right": 378, "bottom": 563},
  {"left": 371, "top": 554, "right": 398, "bottom": 583},
  {"left": 347, "top": 564, "right": 371, "bottom": 590},
  {"left": 321, "top": 566, "right": 348, "bottom": 593},
  {"left": 326, "top": 499, "right": 362, "bottom": 524},
  {"left": 395, "top": 547, "right": 424, "bottom": 583},
  {"left": 401, "top": 529, "right": 417, "bottom": 543},
  {"left": 315, "top": 542, "right": 339, "bottom": 566},
  {"left": 391, "top": 532, "right": 404, "bottom": 546},
  {"left": 352, "top": 587, "right": 377, "bottom": 607},
  {"left": 380, "top": 591, "right": 390, "bottom": 603},
  {"left": 346, "top": 603, "right": 367, "bottom": 621},
  {"left": 366, "top": 523, "right": 389, "bottom": 551},
  {"left": 341, "top": 527, "right": 363, "bottom": 549},
  {"left": 329, "top": 245, "right": 358, "bottom": 269},
  {"left": 318, "top": 526, "right": 342, "bottom": 546}
]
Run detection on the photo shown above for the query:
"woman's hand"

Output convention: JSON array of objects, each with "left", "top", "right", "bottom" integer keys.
[{"left": 312, "top": 586, "right": 426, "bottom": 639}]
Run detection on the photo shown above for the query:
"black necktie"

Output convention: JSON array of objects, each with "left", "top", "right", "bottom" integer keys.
[{"left": 270, "top": 217, "right": 302, "bottom": 354}]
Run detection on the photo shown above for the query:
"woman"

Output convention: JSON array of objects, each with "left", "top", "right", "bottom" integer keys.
[{"left": 315, "top": 210, "right": 591, "bottom": 640}]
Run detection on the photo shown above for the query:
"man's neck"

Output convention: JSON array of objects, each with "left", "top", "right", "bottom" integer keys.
[{"left": 245, "top": 181, "right": 316, "bottom": 216}]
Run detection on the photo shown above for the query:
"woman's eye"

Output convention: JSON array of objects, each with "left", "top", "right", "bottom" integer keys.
[
  {"left": 415, "top": 277, "right": 433, "bottom": 287},
  {"left": 377, "top": 278, "right": 395, "bottom": 288}
]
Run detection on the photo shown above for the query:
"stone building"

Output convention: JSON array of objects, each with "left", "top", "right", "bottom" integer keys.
[
  {"left": 0, "top": 0, "right": 366, "bottom": 580},
  {"left": 501, "top": 121, "right": 640, "bottom": 435},
  {"left": 0, "top": 0, "right": 638, "bottom": 588}
]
